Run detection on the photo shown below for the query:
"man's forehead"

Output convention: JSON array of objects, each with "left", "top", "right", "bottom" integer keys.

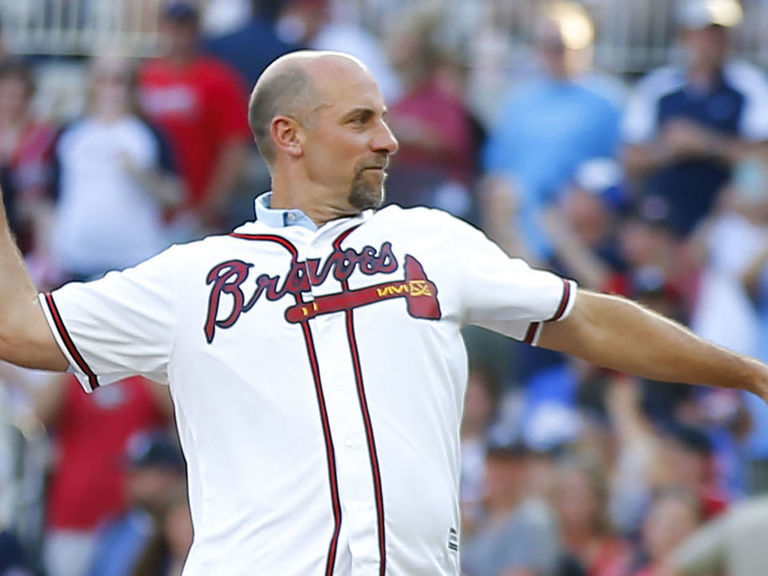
[{"left": 308, "top": 57, "right": 381, "bottom": 99}]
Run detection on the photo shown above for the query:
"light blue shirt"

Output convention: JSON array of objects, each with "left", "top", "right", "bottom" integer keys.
[
  {"left": 483, "top": 78, "right": 621, "bottom": 258},
  {"left": 254, "top": 192, "right": 318, "bottom": 231}
]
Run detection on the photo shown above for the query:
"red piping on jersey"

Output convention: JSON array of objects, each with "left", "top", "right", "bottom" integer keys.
[
  {"left": 333, "top": 226, "right": 388, "bottom": 576},
  {"left": 524, "top": 279, "right": 572, "bottom": 345},
  {"left": 228, "top": 232, "right": 342, "bottom": 576},
  {"left": 43, "top": 292, "right": 100, "bottom": 390},
  {"left": 549, "top": 279, "right": 572, "bottom": 322},
  {"left": 523, "top": 323, "right": 540, "bottom": 345}
]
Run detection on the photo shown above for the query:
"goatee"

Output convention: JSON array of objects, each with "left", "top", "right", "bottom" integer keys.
[{"left": 348, "top": 169, "right": 386, "bottom": 212}]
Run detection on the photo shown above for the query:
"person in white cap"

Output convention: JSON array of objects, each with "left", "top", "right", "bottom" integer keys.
[{"left": 623, "top": 0, "right": 768, "bottom": 238}]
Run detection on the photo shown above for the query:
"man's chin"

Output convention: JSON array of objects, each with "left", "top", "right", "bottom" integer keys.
[{"left": 348, "top": 183, "right": 386, "bottom": 212}]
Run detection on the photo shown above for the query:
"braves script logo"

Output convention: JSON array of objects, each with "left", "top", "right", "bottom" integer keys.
[{"left": 204, "top": 242, "right": 441, "bottom": 343}]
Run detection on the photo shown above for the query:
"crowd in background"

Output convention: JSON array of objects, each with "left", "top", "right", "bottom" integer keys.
[{"left": 0, "top": 0, "right": 767, "bottom": 574}]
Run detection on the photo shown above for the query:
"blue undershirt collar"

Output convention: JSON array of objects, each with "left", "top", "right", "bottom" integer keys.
[{"left": 254, "top": 192, "right": 318, "bottom": 231}]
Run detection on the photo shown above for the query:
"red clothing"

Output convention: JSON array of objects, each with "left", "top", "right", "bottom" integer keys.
[
  {"left": 139, "top": 56, "right": 251, "bottom": 207},
  {"left": 389, "top": 78, "right": 477, "bottom": 185},
  {"left": 46, "top": 376, "right": 168, "bottom": 530},
  {"left": 587, "top": 538, "right": 632, "bottom": 576}
]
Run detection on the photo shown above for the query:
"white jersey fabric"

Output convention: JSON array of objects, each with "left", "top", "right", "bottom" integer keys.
[{"left": 39, "top": 194, "right": 577, "bottom": 576}]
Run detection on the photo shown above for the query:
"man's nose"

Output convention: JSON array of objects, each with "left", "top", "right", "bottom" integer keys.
[{"left": 372, "top": 120, "right": 399, "bottom": 156}]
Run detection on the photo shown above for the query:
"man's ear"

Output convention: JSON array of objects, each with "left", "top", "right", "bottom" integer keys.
[{"left": 270, "top": 116, "right": 304, "bottom": 158}]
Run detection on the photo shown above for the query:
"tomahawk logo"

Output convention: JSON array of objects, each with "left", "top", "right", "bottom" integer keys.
[{"left": 204, "top": 243, "right": 441, "bottom": 343}]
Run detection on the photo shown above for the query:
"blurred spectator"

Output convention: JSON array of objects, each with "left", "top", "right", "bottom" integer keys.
[
  {"left": 622, "top": 0, "right": 768, "bottom": 238},
  {"left": 605, "top": 378, "right": 726, "bottom": 538},
  {"left": 276, "top": 0, "right": 402, "bottom": 103},
  {"left": 542, "top": 157, "right": 628, "bottom": 291},
  {"left": 139, "top": 1, "right": 251, "bottom": 236},
  {"left": 663, "top": 493, "right": 768, "bottom": 576},
  {"left": 629, "top": 489, "right": 702, "bottom": 576},
  {"left": 654, "top": 424, "right": 729, "bottom": 520},
  {"left": 551, "top": 457, "right": 631, "bottom": 576},
  {"left": 131, "top": 489, "right": 192, "bottom": 576},
  {"left": 204, "top": 0, "right": 300, "bottom": 91},
  {"left": 50, "top": 55, "right": 182, "bottom": 282},
  {"left": 0, "top": 58, "right": 57, "bottom": 256},
  {"left": 35, "top": 375, "right": 172, "bottom": 576},
  {"left": 0, "top": 526, "right": 36, "bottom": 575},
  {"left": 87, "top": 432, "right": 186, "bottom": 576},
  {"left": 462, "top": 429, "right": 559, "bottom": 576},
  {"left": 384, "top": 6, "right": 483, "bottom": 221},
  {"left": 460, "top": 366, "right": 500, "bottom": 538},
  {"left": 690, "top": 155, "right": 768, "bottom": 358},
  {"left": 481, "top": 1, "right": 621, "bottom": 264},
  {"left": 203, "top": 0, "right": 299, "bottom": 228},
  {"left": 741, "top": 188, "right": 768, "bottom": 493}
]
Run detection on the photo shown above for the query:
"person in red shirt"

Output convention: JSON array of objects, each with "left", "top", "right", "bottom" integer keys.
[
  {"left": 139, "top": 1, "right": 252, "bottom": 235},
  {"left": 35, "top": 375, "right": 172, "bottom": 576}
]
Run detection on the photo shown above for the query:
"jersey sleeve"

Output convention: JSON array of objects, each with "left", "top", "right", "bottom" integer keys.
[
  {"left": 38, "top": 246, "right": 180, "bottom": 391},
  {"left": 451, "top": 217, "right": 577, "bottom": 344}
]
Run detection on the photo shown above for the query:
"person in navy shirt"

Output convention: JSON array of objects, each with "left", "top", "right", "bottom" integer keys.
[{"left": 623, "top": 0, "right": 768, "bottom": 237}]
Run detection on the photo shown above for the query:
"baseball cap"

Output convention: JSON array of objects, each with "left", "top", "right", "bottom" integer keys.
[
  {"left": 163, "top": 1, "right": 200, "bottom": 22},
  {"left": 485, "top": 424, "right": 530, "bottom": 458},
  {"left": 573, "top": 157, "right": 627, "bottom": 212},
  {"left": 126, "top": 431, "right": 185, "bottom": 470},
  {"left": 677, "top": 0, "right": 743, "bottom": 29}
]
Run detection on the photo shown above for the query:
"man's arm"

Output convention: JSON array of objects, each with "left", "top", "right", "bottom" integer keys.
[
  {"left": 538, "top": 289, "right": 768, "bottom": 400},
  {"left": 0, "top": 190, "right": 68, "bottom": 371}
]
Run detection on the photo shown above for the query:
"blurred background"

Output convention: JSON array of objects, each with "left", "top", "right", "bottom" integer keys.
[{"left": 1, "top": 0, "right": 768, "bottom": 575}]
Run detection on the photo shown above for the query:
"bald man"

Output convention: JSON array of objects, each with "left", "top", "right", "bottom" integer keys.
[{"left": 0, "top": 51, "right": 766, "bottom": 575}]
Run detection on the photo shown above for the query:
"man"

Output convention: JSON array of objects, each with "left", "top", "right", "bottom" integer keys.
[
  {"left": 87, "top": 432, "right": 186, "bottom": 576},
  {"left": 461, "top": 431, "right": 559, "bottom": 576},
  {"left": 139, "top": 1, "right": 251, "bottom": 234},
  {"left": 481, "top": 1, "right": 622, "bottom": 264},
  {"left": 623, "top": 0, "right": 768, "bottom": 237},
  {"left": 0, "top": 51, "right": 766, "bottom": 575}
]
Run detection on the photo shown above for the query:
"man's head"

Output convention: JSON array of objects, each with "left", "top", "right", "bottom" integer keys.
[
  {"left": 677, "top": 0, "right": 743, "bottom": 71},
  {"left": 160, "top": 1, "right": 200, "bottom": 60},
  {"left": 535, "top": 1, "right": 595, "bottom": 79},
  {"left": 482, "top": 427, "right": 532, "bottom": 511},
  {"left": 0, "top": 58, "right": 35, "bottom": 120},
  {"left": 124, "top": 431, "right": 186, "bottom": 515},
  {"left": 248, "top": 51, "right": 398, "bottom": 220}
]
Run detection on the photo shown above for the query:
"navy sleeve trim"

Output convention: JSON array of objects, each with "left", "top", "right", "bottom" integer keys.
[{"left": 43, "top": 292, "right": 100, "bottom": 390}]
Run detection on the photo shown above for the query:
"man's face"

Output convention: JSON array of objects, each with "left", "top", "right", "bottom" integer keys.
[
  {"left": 299, "top": 61, "right": 399, "bottom": 214},
  {"left": 160, "top": 18, "right": 199, "bottom": 58},
  {"left": 684, "top": 25, "right": 729, "bottom": 69}
]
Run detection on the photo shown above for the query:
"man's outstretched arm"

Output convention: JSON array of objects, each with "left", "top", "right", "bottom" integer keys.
[
  {"left": 0, "top": 189, "right": 67, "bottom": 371},
  {"left": 538, "top": 289, "right": 768, "bottom": 400}
]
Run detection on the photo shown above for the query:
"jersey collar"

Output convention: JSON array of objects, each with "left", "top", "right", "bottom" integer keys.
[{"left": 254, "top": 192, "right": 318, "bottom": 231}]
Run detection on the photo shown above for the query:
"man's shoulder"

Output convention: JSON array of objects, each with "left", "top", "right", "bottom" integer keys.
[
  {"left": 371, "top": 204, "right": 473, "bottom": 235},
  {"left": 723, "top": 59, "right": 768, "bottom": 95},
  {"left": 632, "top": 65, "right": 687, "bottom": 100}
]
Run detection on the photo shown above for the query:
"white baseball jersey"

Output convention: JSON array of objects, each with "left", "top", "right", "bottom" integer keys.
[{"left": 39, "top": 193, "right": 577, "bottom": 576}]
